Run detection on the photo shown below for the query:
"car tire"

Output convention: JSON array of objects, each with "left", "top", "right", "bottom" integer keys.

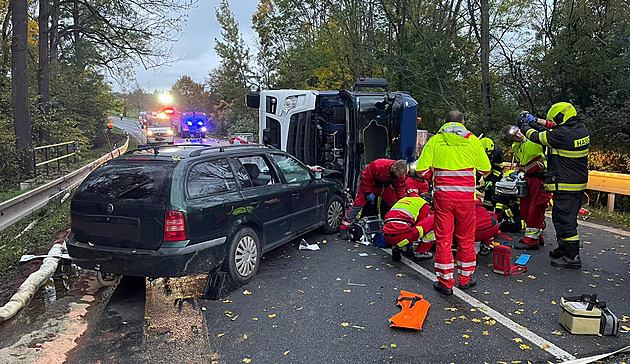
[
  {"left": 222, "top": 227, "right": 261, "bottom": 285},
  {"left": 320, "top": 195, "right": 344, "bottom": 234}
]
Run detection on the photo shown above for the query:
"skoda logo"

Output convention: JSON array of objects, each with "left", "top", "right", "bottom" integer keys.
[{"left": 106, "top": 204, "right": 114, "bottom": 213}]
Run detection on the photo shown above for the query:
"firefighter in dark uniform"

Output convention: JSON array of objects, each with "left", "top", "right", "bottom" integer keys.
[
  {"left": 518, "top": 102, "right": 590, "bottom": 269},
  {"left": 480, "top": 138, "right": 504, "bottom": 211}
]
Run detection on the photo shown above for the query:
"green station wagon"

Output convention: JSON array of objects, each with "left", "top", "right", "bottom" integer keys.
[{"left": 67, "top": 144, "right": 345, "bottom": 284}]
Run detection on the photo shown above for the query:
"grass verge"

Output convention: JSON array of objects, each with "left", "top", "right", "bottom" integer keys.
[
  {"left": 586, "top": 206, "right": 630, "bottom": 229},
  {"left": 0, "top": 195, "right": 71, "bottom": 284}
]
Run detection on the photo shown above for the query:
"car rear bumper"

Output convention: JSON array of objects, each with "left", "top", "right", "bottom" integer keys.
[{"left": 66, "top": 233, "right": 227, "bottom": 277}]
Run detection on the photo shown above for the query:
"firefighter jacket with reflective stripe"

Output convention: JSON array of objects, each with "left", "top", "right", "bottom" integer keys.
[
  {"left": 384, "top": 197, "right": 429, "bottom": 225},
  {"left": 520, "top": 117, "right": 589, "bottom": 192},
  {"left": 485, "top": 145, "right": 504, "bottom": 183},
  {"left": 404, "top": 176, "right": 429, "bottom": 197},
  {"left": 511, "top": 138, "right": 546, "bottom": 173},
  {"left": 361, "top": 159, "right": 406, "bottom": 199},
  {"left": 414, "top": 122, "right": 491, "bottom": 201}
]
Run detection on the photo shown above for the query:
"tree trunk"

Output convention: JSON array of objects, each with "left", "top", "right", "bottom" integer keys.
[
  {"left": 11, "top": 0, "right": 33, "bottom": 176},
  {"left": 38, "top": 0, "right": 51, "bottom": 144},
  {"left": 480, "top": 0, "right": 491, "bottom": 129},
  {"left": 50, "top": 0, "right": 58, "bottom": 62}
]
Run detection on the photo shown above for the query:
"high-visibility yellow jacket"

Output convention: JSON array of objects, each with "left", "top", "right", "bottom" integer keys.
[
  {"left": 414, "top": 122, "right": 491, "bottom": 201},
  {"left": 512, "top": 138, "right": 546, "bottom": 174},
  {"left": 385, "top": 197, "right": 429, "bottom": 224}
]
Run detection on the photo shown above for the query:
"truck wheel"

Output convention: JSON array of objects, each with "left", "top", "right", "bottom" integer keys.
[
  {"left": 221, "top": 227, "right": 261, "bottom": 285},
  {"left": 320, "top": 195, "right": 344, "bottom": 234}
]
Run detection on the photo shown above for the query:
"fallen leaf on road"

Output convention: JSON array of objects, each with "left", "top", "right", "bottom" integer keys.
[
  {"left": 541, "top": 344, "right": 550, "bottom": 349},
  {"left": 552, "top": 330, "right": 563, "bottom": 335},
  {"left": 470, "top": 308, "right": 477, "bottom": 312},
  {"left": 231, "top": 315, "right": 239, "bottom": 321},
  {"left": 201, "top": 307, "right": 207, "bottom": 311},
  {"left": 551, "top": 301, "right": 557, "bottom": 305},
  {"left": 341, "top": 322, "right": 349, "bottom": 327},
  {"left": 365, "top": 265, "right": 373, "bottom": 269},
  {"left": 512, "top": 338, "right": 523, "bottom": 343},
  {"left": 225, "top": 310, "right": 233, "bottom": 315},
  {"left": 621, "top": 325, "right": 630, "bottom": 331},
  {"left": 336, "top": 277, "right": 341, "bottom": 281},
  {"left": 217, "top": 333, "right": 225, "bottom": 338},
  {"left": 243, "top": 290, "right": 252, "bottom": 295},
  {"left": 223, "top": 299, "right": 232, "bottom": 303},
  {"left": 353, "top": 325, "right": 365, "bottom": 329},
  {"left": 379, "top": 345, "right": 387, "bottom": 350},
  {"left": 462, "top": 334, "right": 470, "bottom": 338},
  {"left": 527, "top": 275, "right": 536, "bottom": 279},
  {"left": 519, "top": 344, "right": 531, "bottom": 350},
  {"left": 386, "top": 263, "right": 394, "bottom": 268},
  {"left": 284, "top": 350, "right": 290, "bottom": 355},
  {"left": 444, "top": 307, "right": 458, "bottom": 311},
  {"left": 484, "top": 320, "right": 497, "bottom": 326},
  {"left": 322, "top": 240, "right": 327, "bottom": 244},
  {"left": 584, "top": 241, "right": 591, "bottom": 244},
  {"left": 391, "top": 343, "right": 397, "bottom": 348},
  {"left": 589, "top": 284, "right": 597, "bottom": 288},
  {"left": 252, "top": 318, "right": 258, "bottom": 321},
  {"left": 242, "top": 358, "right": 251, "bottom": 363},
  {"left": 482, "top": 331, "right": 489, "bottom": 335},
  {"left": 396, "top": 273, "right": 404, "bottom": 277},
  {"left": 504, "top": 291, "right": 510, "bottom": 295},
  {"left": 472, "top": 318, "right": 482, "bottom": 323},
  {"left": 592, "top": 274, "right": 600, "bottom": 278},
  {"left": 268, "top": 314, "right": 276, "bottom": 318},
  {"left": 296, "top": 307, "right": 303, "bottom": 311},
  {"left": 343, "top": 289, "right": 351, "bottom": 293}
]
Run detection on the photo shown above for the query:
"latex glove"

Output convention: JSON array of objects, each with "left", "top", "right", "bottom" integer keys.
[
  {"left": 367, "top": 193, "right": 375, "bottom": 203},
  {"left": 525, "top": 113, "right": 536, "bottom": 123}
]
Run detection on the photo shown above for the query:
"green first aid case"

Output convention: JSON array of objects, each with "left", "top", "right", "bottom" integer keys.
[{"left": 559, "top": 294, "right": 619, "bottom": 336}]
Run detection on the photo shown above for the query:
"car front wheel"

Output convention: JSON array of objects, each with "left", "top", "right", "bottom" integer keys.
[
  {"left": 222, "top": 227, "right": 261, "bottom": 285},
  {"left": 321, "top": 195, "right": 344, "bottom": 234}
]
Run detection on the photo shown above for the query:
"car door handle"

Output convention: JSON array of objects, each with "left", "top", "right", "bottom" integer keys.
[{"left": 292, "top": 193, "right": 300, "bottom": 199}]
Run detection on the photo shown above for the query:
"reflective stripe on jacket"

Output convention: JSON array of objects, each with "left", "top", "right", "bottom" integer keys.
[
  {"left": 413, "top": 122, "right": 491, "bottom": 201},
  {"left": 521, "top": 117, "right": 589, "bottom": 192},
  {"left": 384, "top": 197, "right": 429, "bottom": 224}
]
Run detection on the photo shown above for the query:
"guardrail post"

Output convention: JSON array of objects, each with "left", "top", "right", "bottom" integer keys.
[
  {"left": 44, "top": 148, "right": 49, "bottom": 176},
  {"left": 607, "top": 193, "right": 616, "bottom": 213},
  {"left": 56, "top": 146, "right": 61, "bottom": 174},
  {"left": 32, "top": 149, "right": 37, "bottom": 178},
  {"left": 66, "top": 144, "right": 70, "bottom": 168}
]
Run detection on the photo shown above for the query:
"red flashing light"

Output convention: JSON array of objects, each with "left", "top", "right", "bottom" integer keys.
[
  {"left": 163, "top": 107, "right": 175, "bottom": 114},
  {"left": 164, "top": 210, "right": 186, "bottom": 241}
]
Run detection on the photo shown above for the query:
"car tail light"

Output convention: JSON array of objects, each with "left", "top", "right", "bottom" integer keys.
[{"left": 164, "top": 210, "right": 186, "bottom": 241}]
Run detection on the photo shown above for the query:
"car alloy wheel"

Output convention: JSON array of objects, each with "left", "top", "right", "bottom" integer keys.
[
  {"left": 327, "top": 199, "right": 344, "bottom": 229},
  {"left": 235, "top": 235, "right": 258, "bottom": 277}
]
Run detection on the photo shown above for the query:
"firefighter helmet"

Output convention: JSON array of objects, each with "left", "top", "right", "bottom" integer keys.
[
  {"left": 480, "top": 137, "right": 494, "bottom": 153},
  {"left": 546, "top": 102, "right": 577, "bottom": 125}
]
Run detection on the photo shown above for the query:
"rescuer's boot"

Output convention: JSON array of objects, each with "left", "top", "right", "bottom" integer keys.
[
  {"left": 549, "top": 242, "right": 566, "bottom": 259},
  {"left": 392, "top": 247, "right": 402, "bottom": 262},
  {"left": 511, "top": 239, "right": 540, "bottom": 250},
  {"left": 338, "top": 228, "right": 349, "bottom": 241},
  {"left": 458, "top": 276, "right": 477, "bottom": 290},
  {"left": 551, "top": 255, "right": 582, "bottom": 269},
  {"left": 478, "top": 243, "right": 493, "bottom": 256},
  {"left": 412, "top": 251, "right": 433, "bottom": 262},
  {"left": 433, "top": 281, "right": 453, "bottom": 296}
]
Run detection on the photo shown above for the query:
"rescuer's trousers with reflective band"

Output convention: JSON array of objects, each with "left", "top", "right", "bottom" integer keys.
[
  {"left": 552, "top": 192, "right": 582, "bottom": 255},
  {"left": 434, "top": 199, "right": 476, "bottom": 289},
  {"left": 519, "top": 176, "right": 551, "bottom": 246},
  {"left": 341, "top": 184, "right": 397, "bottom": 230},
  {"left": 383, "top": 215, "right": 435, "bottom": 253}
]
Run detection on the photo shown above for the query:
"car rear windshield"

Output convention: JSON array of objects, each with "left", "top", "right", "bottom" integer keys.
[{"left": 75, "top": 161, "right": 176, "bottom": 204}]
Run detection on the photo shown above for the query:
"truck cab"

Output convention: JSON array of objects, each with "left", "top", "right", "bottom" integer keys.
[
  {"left": 246, "top": 78, "right": 418, "bottom": 195},
  {"left": 178, "top": 111, "right": 208, "bottom": 139}
]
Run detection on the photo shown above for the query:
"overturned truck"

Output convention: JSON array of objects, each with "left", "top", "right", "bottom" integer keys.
[{"left": 246, "top": 78, "right": 419, "bottom": 195}]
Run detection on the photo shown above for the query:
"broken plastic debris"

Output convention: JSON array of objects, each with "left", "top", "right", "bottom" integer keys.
[{"left": 299, "top": 238, "right": 320, "bottom": 251}]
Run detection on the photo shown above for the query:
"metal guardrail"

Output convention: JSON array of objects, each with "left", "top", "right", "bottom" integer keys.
[
  {"left": 33, "top": 141, "right": 79, "bottom": 177},
  {"left": 0, "top": 138, "right": 129, "bottom": 233}
]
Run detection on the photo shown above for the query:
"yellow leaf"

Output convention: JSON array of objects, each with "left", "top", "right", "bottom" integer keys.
[
  {"left": 268, "top": 314, "right": 276, "bottom": 318},
  {"left": 462, "top": 334, "right": 470, "bottom": 338},
  {"left": 352, "top": 325, "right": 365, "bottom": 329},
  {"left": 470, "top": 308, "right": 477, "bottom": 312},
  {"left": 482, "top": 331, "right": 489, "bottom": 335},
  {"left": 541, "top": 344, "right": 550, "bottom": 349},
  {"left": 512, "top": 338, "right": 523, "bottom": 343},
  {"left": 552, "top": 330, "right": 563, "bottom": 335},
  {"left": 343, "top": 289, "right": 351, "bottom": 293},
  {"left": 589, "top": 284, "right": 597, "bottom": 288},
  {"left": 242, "top": 359, "right": 251, "bottom": 363},
  {"left": 396, "top": 273, "right": 404, "bottom": 277},
  {"left": 365, "top": 265, "right": 373, "bottom": 269},
  {"left": 336, "top": 277, "right": 341, "bottom": 281},
  {"left": 444, "top": 307, "right": 458, "bottom": 311},
  {"left": 223, "top": 299, "right": 232, "bottom": 303},
  {"left": 551, "top": 300, "right": 557, "bottom": 305},
  {"left": 621, "top": 325, "right": 630, "bottom": 331},
  {"left": 519, "top": 344, "right": 531, "bottom": 350},
  {"left": 284, "top": 350, "right": 290, "bottom": 356},
  {"left": 252, "top": 318, "right": 258, "bottom": 321},
  {"left": 217, "top": 333, "right": 225, "bottom": 338},
  {"left": 527, "top": 275, "right": 536, "bottom": 279},
  {"left": 504, "top": 291, "right": 510, "bottom": 295},
  {"left": 243, "top": 290, "right": 252, "bottom": 295},
  {"left": 390, "top": 343, "right": 397, "bottom": 348},
  {"left": 472, "top": 318, "right": 482, "bottom": 323},
  {"left": 387, "top": 263, "right": 394, "bottom": 268},
  {"left": 341, "top": 322, "right": 349, "bottom": 327}
]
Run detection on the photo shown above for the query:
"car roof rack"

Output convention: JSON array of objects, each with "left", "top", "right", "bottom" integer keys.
[
  {"left": 188, "top": 144, "right": 271, "bottom": 157},
  {"left": 123, "top": 144, "right": 204, "bottom": 156}
]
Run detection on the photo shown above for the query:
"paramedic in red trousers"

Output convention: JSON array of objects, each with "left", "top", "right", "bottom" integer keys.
[
  {"left": 338, "top": 159, "right": 408, "bottom": 240},
  {"left": 504, "top": 125, "right": 551, "bottom": 250},
  {"left": 383, "top": 196, "right": 434, "bottom": 262},
  {"left": 413, "top": 111, "right": 491, "bottom": 295},
  {"left": 518, "top": 103, "right": 589, "bottom": 269}
]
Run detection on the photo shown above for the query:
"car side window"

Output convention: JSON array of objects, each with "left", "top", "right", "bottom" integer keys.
[
  {"left": 230, "top": 158, "right": 254, "bottom": 189},
  {"left": 271, "top": 154, "right": 312, "bottom": 183},
  {"left": 237, "top": 155, "right": 279, "bottom": 187},
  {"left": 187, "top": 159, "right": 237, "bottom": 199}
]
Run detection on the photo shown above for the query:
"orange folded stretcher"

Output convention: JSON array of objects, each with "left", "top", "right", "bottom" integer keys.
[{"left": 389, "top": 290, "right": 430, "bottom": 330}]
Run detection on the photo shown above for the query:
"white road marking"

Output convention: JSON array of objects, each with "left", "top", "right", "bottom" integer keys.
[
  {"left": 578, "top": 219, "right": 630, "bottom": 237},
  {"left": 383, "top": 249, "right": 576, "bottom": 361}
]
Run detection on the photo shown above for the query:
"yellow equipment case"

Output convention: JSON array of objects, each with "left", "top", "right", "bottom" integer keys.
[{"left": 559, "top": 294, "right": 619, "bottom": 336}]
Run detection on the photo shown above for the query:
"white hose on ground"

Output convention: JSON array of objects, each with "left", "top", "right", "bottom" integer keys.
[{"left": 0, "top": 243, "right": 65, "bottom": 322}]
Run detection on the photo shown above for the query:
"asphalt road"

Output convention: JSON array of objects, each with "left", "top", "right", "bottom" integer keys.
[
  {"left": 1, "top": 217, "right": 628, "bottom": 363},
  {"left": 113, "top": 117, "right": 227, "bottom": 147}
]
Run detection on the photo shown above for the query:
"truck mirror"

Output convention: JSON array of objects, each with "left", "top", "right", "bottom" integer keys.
[
  {"left": 246, "top": 93, "right": 260, "bottom": 108},
  {"left": 356, "top": 142, "right": 364, "bottom": 154}
]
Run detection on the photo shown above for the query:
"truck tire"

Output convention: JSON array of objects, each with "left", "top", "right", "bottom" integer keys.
[
  {"left": 320, "top": 195, "right": 344, "bottom": 234},
  {"left": 221, "top": 227, "right": 261, "bottom": 285}
]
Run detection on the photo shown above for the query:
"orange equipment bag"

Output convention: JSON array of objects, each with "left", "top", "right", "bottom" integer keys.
[{"left": 389, "top": 290, "right": 430, "bottom": 330}]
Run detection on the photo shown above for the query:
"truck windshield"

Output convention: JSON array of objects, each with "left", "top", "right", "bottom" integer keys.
[
  {"left": 148, "top": 118, "right": 171, "bottom": 127},
  {"left": 357, "top": 96, "right": 388, "bottom": 122}
]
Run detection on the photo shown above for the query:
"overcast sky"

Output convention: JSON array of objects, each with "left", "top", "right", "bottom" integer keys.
[{"left": 124, "top": 1, "right": 259, "bottom": 93}]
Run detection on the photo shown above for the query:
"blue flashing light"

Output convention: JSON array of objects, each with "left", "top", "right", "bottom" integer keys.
[
  {"left": 197, "top": 121, "right": 204, "bottom": 126},
  {"left": 187, "top": 121, "right": 193, "bottom": 126}
]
